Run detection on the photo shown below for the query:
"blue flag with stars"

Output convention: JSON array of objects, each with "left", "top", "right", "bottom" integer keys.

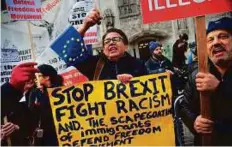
[{"left": 50, "top": 25, "right": 88, "bottom": 66}]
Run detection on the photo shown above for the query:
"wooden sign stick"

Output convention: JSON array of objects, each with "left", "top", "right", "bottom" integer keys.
[
  {"left": 27, "top": 22, "right": 36, "bottom": 61},
  {"left": 195, "top": 16, "right": 212, "bottom": 145},
  {"left": 27, "top": 22, "right": 41, "bottom": 87}
]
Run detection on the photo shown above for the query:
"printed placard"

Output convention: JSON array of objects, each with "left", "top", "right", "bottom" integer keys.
[{"left": 6, "top": 0, "right": 42, "bottom": 20}]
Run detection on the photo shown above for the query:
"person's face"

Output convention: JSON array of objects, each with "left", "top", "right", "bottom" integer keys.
[
  {"left": 24, "top": 79, "right": 35, "bottom": 92},
  {"left": 103, "top": 32, "right": 127, "bottom": 61},
  {"left": 36, "top": 73, "right": 51, "bottom": 88},
  {"left": 152, "top": 46, "right": 163, "bottom": 58},
  {"left": 207, "top": 30, "right": 232, "bottom": 66}
]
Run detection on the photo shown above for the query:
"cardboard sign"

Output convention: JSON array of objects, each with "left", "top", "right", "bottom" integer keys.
[
  {"left": 68, "top": 0, "right": 98, "bottom": 45},
  {"left": 5, "top": 0, "right": 42, "bottom": 20},
  {"left": 141, "top": 0, "right": 232, "bottom": 24},
  {"left": 48, "top": 73, "right": 175, "bottom": 146},
  {"left": 1, "top": 48, "right": 20, "bottom": 83}
]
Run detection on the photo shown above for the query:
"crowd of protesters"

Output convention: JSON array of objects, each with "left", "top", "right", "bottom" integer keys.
[{"left": 1, "top": 8, "right": 231, "bottom": 146}]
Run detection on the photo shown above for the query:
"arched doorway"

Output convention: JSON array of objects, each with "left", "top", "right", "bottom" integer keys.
[{"left": 138, "top": 39, "right": 156, "bottom": 62}]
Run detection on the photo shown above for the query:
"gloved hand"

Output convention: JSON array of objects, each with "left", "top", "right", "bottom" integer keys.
[{"left": 10, "top": 62, "right": 39, "bottom": 92}]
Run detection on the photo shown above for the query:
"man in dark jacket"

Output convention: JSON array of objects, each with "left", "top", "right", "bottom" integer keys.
[
  {"left": 180, "top": 17, "right": 232, "bottom": 145},
  {"left": 70, "top": 9, "right": 147, "bottom": 82},
  {"left": 145, "top": 41, "right": 174, "bottom": 74},
  {"left": 1, "top": 62, "right": 39, "bottom": 146}
]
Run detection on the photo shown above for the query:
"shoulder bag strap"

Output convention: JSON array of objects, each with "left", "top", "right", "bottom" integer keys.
[{"left": 93, "top": 57, "right": 105, "bottom": 80}]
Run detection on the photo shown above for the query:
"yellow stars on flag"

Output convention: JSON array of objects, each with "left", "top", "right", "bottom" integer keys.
[{"left": 62, "top": 36, "right": 86, "bottom": 62}]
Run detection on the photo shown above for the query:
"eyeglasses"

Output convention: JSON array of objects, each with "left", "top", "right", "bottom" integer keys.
[{"left": 103, "top": 37, "right": 123, "bottom": 45}]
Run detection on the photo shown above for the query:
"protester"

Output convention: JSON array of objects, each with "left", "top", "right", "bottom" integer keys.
[
  {"left": 180, "top": 17, "right": 232, "bottom": 145},
  {"left": 145, "top": 41, "right": 174, "bottom": 74},
  {"left": 72, "top": 8, "right": 147, "bottom": 82},
  {"left": 28, "top": 64, "right": 63, "bottom": 146},
  {"left": 172, "top": 33, "right": 189, "bottom": 69},
  {"left": 186, "top": 42, "right": 198, "bottom": 75},
  {"left": 1, "top": 62, "right": 39, "bottom": 146},
  {"left": 187, "top": 42, "right": 197, "bottom": 65}
]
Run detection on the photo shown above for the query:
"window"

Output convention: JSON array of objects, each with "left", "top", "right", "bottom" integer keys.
[{"left": 118, "top": 0, "right": 140, "bottom": 19}]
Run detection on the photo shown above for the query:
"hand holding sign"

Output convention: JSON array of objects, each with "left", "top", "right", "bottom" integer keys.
[
  {"left": 194, "top": 115, "right": 214, "bottom": 134},
  {"left": 117, "top": 74, "right": 133, "bottom": 84}
]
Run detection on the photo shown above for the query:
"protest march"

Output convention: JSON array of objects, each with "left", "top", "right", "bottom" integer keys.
[{"left": 1, "top": 0, "right": 232, "bottom": 146}]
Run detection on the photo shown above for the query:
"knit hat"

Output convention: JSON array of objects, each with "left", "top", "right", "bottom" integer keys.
[
  {"left": 206, "top": 17, "right": 232, "bottom": 35},
  {"left": 149, "top": 41, "right": 161, "bottom": 53},
  {"left": 37, "top": 64, "right": 57, "bottom": 77}
]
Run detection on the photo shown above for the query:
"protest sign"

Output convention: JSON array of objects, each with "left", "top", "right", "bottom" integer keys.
[
  {"left": 5, "top": 0, "right": 42, "bottom": 20},
  {"left": 48, "top": 73, "right": 175, "bottom": 146},
  {"left": 69, "top": 0, "right": 98, "bottom": 45},
  {"left": 140, "top": 1, "right": 231, "bottom": 145},
  {"left": 141, "top": 0, "right": 232, "bottom": 24},
  {"left": 41, "top": 0, "right": 60, "bottom": 15},
  {"left": 60, "top": 67, "right": 89, "bottom": 86},
  {"left": 1, "top": 48, "right": 20, "bottom": 83}
]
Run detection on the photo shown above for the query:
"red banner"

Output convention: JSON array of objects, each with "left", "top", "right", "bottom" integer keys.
[{"left": 141, "top": 0, "right": 232, "bottom": 24}]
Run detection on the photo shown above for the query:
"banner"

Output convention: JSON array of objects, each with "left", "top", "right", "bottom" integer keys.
[
  {"left": 141, "top": 0, "right": 232, "bottom": 23},
  {"left": 48, "top": 73, "right": 175, "bottom": 146},
  {"left": 5, "top": 0, "right": 42, "bottom": 20}
]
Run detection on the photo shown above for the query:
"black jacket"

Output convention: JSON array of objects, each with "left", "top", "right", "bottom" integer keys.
[
  {"left": 172, "top": 39, "right": 188, "bottom": 68},
  {"left": 1, "top": 83, "right": 35, "bottom": 146},
  {"left": 74, "top": 52, "right": 148, "bottom": 80},
  {"left": 27, "top": 87, "right": 59, "bottom": 146},
  {"left": 145, "top": 56, "right": 174, "bottom": 74},
  {"left": 180, "top": 61, "right": 232, "bottom": 145}
]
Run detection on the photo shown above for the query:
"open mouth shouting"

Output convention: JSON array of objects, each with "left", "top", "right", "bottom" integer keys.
[
  {"left": 109, "top": 46, "right": 118, "bottom": 54},
  {"left": 212, "top": 46, "right": 226, "bottom": 58}
]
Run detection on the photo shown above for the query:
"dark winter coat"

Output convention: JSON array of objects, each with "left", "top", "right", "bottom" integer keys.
[
  {"left": 145, "top": 56, "right": 174, "bottom": 74},
  {"left": 1, "top": 83, "right": 35, "bottom": 146},
  {"left": 172, "top": 39, "right": 188, "bottom": 68},
  {"left": 26, "top": 88, "right": 58, "bottom": 146},
  {"left": 74, "top": 52, "right": 148, "bottom": 80},
  {"left": 180, "top": 61, "right": 232, "bottom": 145}
]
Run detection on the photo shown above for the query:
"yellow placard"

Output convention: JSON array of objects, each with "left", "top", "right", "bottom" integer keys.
[{"left": 47, "top": 73, "right": 175, "bottom": 146}]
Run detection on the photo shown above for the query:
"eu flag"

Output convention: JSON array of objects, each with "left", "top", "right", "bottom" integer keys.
[{"left": 50, "top": 25, "right": 88, "bottom": 66}]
